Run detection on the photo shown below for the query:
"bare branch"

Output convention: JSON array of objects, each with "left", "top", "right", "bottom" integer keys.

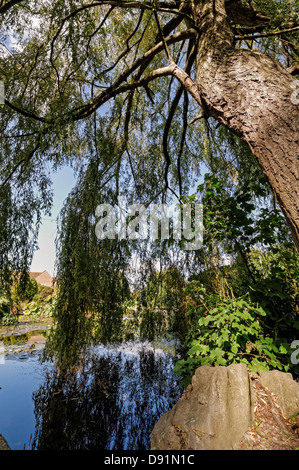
[
  {"left": 188, "top": 113, "right": 205, "bottom": 125},
  {"left": 61, "top": 6, "right": 116, "bottom": 93},
  {"left": 163, "top": 84, "right": 182, "bottom": 190},
  {"left": 151, "top": 0, "right": 174, "bottom": 63},
  {"left": 236, "top": 26, "right": 299, "bottom": 41},
  {"left": 93, "top": 9, "right": 145, "bottom": 78},
  {"left": 162, "top": 39, "right": 197, "bottom": 194}
]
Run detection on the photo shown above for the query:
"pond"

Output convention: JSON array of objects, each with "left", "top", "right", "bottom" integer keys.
[{"left": 0, "top": 322, "right": 183, "bottom": 450}]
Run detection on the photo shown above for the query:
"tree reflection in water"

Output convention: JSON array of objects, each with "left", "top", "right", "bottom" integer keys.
[{"left": 32, "top": 341, "right": 182, "bottom": 450}]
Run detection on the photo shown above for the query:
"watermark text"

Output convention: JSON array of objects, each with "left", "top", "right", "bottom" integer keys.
[
  {"left": 0, "top": 81, "right": 4, "bottom": 105},
  {"left": 95, "top": 197, "right": 203, "bottom": 250}
]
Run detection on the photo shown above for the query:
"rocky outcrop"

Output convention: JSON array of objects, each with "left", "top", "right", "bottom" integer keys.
[
  {"left": 0, "top": 434, "right": 10, "bottom": 450},
  {"left": 259, "top": 370, "right": 299, "bottom": 419},
  {"left": 151, "top": 364, "right": 299, "bottom": 450},
  {"left": 151, "top": 363, "right": 254, "bottom": 450}
]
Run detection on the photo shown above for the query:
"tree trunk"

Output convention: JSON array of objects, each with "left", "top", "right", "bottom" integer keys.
[{"left": 190, "top": 0, "right": 299, "bottom": 249}]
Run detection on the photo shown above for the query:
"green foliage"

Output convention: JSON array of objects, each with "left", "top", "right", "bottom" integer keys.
[
  {"left": 0, "top": 295, "right": 18, "bottom": 325},
  {"left": 174, "top": 285, "right": 293, "bottom": 388},
  {"left": 23, "top": 300, "right": 42, "bottom": 316},
  {"left": 137, "top": 266, "right": 188, "bottom": 340},
  {"left": 255, "top": 0, "right": 299, "bottom": 30},
  {"left": 139, "top": 267, "right": 185, "bottom": 310},
  {"left": 198, "top": 172, "right": 291, "bottom": 255},
  {"left": 177, "top": 239, "right": 299, "bottom": 387},
  {"left": 37, "top": 284, "right": 54, "bottom": 300},
  {"left": 247, "top": 246, "right": 299, "bottom": 341},
  {"left": 140, "top": 308, "right": 163, "bottom": 342},
  {"left": 0, "top": 0, "right": 297, "bottom": 372},
  {"left": 0, "top": 295, "right": 10, "bottom": 317},
  {"left": 22, "top": 294, "right": 55, "bottom": 317},
  {"left": 14, "top": 275, "right": 38, "bottom": 302}
]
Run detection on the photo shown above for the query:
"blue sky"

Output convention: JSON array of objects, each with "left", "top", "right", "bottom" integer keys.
[{"left": 30, "top": 165, "right": 76, "bottom": 277}]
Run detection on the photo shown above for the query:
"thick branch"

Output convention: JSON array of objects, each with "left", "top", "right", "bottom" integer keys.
[
  {"left": 171, "top": 64, "right": 203, "bottom": 109},
  {"left": 72, "top": 29, "right": 197, "bottom": 120},
  {"left": 236, "top": 25, "right": 299, "bottom": 41},
  {"left": 288, "top": 65, "right": 299, "bottom": 76},
  {"left": 4, "top": 99, "right": 47, "bottom": 122},
  {"left": 0, "top": 0, "right": 24, "bottom": 14},
  {"left": 74, "top": 65, "right": 175, "bottom": 120},
  {"left": 225, "top": 0, "right": 270, "bottom": 26}
]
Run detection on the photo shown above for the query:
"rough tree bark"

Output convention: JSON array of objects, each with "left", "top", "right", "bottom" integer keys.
[{"left": 175, "top": 0, "right": 299, "bottom": 249}]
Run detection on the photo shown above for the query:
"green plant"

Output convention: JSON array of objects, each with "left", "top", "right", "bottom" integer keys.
[
  {"left": 0, "top": 295, "right": 10, "bottom": 317},
  {"left": 14, "top": 276, "right": 38, "bottom": 302},
  {"left": 0, "top": 313, "right": 18, "bottom": 326},
  {"left": 248, "top": 246, "right": 299, "bottom": 341},
  {"left": 42, "top": 300, "right": 55, "bottom": 317},
  {"left": 23, "top": 300, "right": 42, "bottom": 316},
  {"left": 174, "top": 290, "right": 292, "bottom": 388},
  {"left": 139, "top": 308, "right": 163, "bottom": 341},
  {"left": 36, "top": 285, "right": 54, "bottom": 300},
  {"left": 0, "top": 296, "right": 18, "bottom": 325},
  {"left": 198, "top": 173, "right": 290, "bottom": 258}
]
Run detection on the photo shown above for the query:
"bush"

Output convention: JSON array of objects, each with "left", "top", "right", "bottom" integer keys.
[
  {"left": 0, "top": 296, "right": 18, "bottom": 325},
  {"left": 37, "top": 285, "right": 54, "bottom": 300},
  {"left": 0, "top": 296, "right": 10, "bottom": 318},
  {"left": 14, "top": 276, "right": 38, "bottom": 302},
  {"left": 174, "top": 285, "right": 294, "bottom": 388},
  {"left": 23, "top": 300, "right": 42, "bottom": 316},
  {"left": 23, "top": 296, "right": 55, "bottom": 317},
  {"left": 247, "top": 246, "right": 299, "bottom": 341}
]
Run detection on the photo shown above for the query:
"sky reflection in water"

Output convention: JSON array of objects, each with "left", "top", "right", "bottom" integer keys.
[{"left": 1, "top": 339, "right": 182, "bottom": 450}]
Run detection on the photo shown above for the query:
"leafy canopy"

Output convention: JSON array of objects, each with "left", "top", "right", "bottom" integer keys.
[{"left": 0, "top": 0, "right": 298, "bottom": 360}]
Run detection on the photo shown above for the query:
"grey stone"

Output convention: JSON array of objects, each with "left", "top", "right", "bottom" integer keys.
[
  {"left": 259, "top": 370, "right": 299, "bottom": 419},
  {"left": 151, "top": 363, "right": 255, "bottom": 450}
]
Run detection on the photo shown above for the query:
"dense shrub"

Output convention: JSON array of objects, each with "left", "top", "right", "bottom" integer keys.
[{"left": 174, "top": 284, "right": 296, "bottom": 387}]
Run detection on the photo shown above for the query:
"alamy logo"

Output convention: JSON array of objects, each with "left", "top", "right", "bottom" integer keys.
[
  {"left": 95, "top": 197, "right": 203, "bottom": 250},
  {"left": 0, "top": 81, "right": 4, "bottom": 105},
  {"left": 290, "top": 340, "right": 299, "bottom": 365}
]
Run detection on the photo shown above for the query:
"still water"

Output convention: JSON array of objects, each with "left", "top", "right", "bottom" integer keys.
[{"left": 0, "top": 335, "right": 182, "bottom": 450}]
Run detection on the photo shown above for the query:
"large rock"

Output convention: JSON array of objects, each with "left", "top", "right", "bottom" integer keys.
[
  {"left": 151, "top": 363, "right": 255, "bottom": 450},
  {"left": 259, "top": 370, "right": 299, "bottom": 419},
  {"left": 0, "top": 434, "right": 10, "bottom": 450}
]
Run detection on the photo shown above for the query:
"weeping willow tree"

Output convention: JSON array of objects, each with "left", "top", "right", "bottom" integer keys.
[{"left": 0, "top": 0, "right": 298, "bottom": 363}]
